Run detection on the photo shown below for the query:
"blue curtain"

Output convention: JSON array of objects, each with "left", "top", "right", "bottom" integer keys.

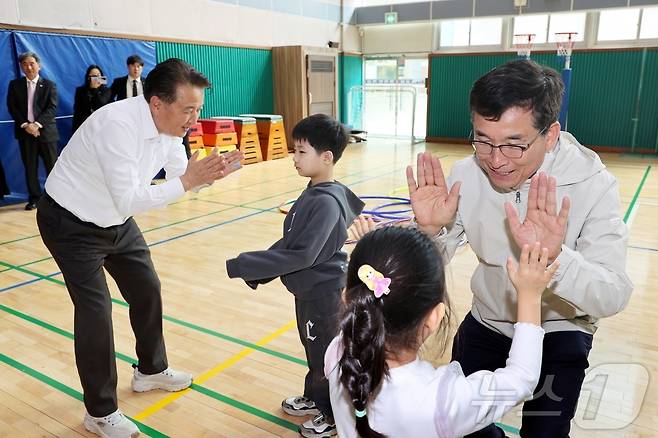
[
  {"left": 0, "top": 30, "right": 22, "bottom": 203},
  {"left": 1, "top": 31, "right": 156, "bottom": 202}
]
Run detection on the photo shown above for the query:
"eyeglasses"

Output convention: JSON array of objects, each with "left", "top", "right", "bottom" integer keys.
[{"left": 470, "top": 127, "right": 548, "bottom": 159}]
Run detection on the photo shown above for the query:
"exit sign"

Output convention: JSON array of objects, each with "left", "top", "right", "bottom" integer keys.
[{"left": 384, "top": 12, "right": 398, "bottom": 24}]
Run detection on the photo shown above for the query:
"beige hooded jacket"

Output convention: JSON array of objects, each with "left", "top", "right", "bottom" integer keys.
[{"left": 440, "top": 132, "right": 633, "bottom": 337}]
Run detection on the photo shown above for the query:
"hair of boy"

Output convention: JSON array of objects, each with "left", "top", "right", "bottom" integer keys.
[{"left": 292, "top": 113, "right": 349, "bottom": 163}]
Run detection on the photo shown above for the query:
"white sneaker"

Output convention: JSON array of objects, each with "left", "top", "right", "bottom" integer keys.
[
  {"left": 299, "top": 413, "right": 337, "bottom": 438},
  {"left": 84, "top": 409, "right": 140, "bottom": 438},
  {"left": 131, "top": 366, "right": 193, "bottom": 392}
]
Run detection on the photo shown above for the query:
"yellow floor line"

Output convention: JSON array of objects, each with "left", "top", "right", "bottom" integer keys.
[{"left": 133, "top": 319, "right": 297, "bottom": 421}]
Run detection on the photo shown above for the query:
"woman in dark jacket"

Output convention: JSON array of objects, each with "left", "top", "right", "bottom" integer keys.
[{"left": 72, "top": 64, "right": 112, "bottom": 132}]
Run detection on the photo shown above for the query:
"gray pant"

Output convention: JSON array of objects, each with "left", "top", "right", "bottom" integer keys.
[{"left": 37, "top": 194, "right": 168, "bottom": 417}]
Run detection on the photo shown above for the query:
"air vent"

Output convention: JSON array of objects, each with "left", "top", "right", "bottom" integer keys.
[{"left": 311, "top": 60, "right": 333, "bottom": 72}]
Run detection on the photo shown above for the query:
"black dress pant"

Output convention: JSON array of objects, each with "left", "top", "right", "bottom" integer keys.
[
  {"left": 294, "top": 291, "right": 341, "bottom": 418},
  {"left": 0, "top": 157, "right": 9, "bottom": 198},
  {"left": 18, "top": 136, "right": 57, "bottom": 202},
  {"left": 452, "top": 312, "right": 593, "bottom": 438},
  {"left": 37, "top": 194, "right": 168, "bottom": 417}
]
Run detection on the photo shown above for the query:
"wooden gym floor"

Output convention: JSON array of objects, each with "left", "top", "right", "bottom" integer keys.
[{"left": 0, "top": 139, "right": 656, "bottom": 437}]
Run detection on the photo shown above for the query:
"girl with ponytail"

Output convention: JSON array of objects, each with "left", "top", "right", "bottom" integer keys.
[{"left": 324, "top": 226, "right": 558, "bottom": 437}]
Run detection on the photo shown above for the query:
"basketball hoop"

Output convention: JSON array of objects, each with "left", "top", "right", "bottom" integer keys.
[
  {"left": 555, "top": 32, "right": 577, "bottom": 68},
  {"left": 513, "top": 34, "right": 535, "bottom": 59}
]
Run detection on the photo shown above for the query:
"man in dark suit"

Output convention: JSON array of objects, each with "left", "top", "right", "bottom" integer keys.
[
  {"left": 110, "top": 54, "right": 146, "bottom": 101},
  {"left": 7, "top": 51, "right": 59, "bottom": 210}
]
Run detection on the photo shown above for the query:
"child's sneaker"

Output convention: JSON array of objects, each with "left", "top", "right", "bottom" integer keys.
[
  {"left": 299, "top": 413, "right": 337, "bottom": 438},
  {"left": 83, "top": 409, "right": 140, "bottom": 438},
  {"left": 281, "top": 396, "right": 320, "bottom": 417},
  {"left": 131, "top": 365, "right": 192, "bottom": 392}
]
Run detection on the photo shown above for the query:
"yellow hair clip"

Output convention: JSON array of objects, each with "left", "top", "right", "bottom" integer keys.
[{"left": 357, "top": 264, "right": 391, "bottom": 298}]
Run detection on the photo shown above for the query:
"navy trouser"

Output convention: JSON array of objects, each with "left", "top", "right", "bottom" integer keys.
[
  {"left": 294, "top": 291, "right": 341, "bottom": 418},
  {"left": 452, "top": 312, "right": 593, "bottom": 438}
]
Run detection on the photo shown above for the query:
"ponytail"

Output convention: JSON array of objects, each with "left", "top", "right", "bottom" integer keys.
[
  {"left": 339, "top": 227, "right": 451, "bottom": 437},
  {"left": 339, "top": 286, "right": 387, "bottom": 438}
]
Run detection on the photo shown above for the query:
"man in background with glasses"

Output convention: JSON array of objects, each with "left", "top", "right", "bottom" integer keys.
[{"left": 406, "top": 59, "right": 632, "bottom": 437}]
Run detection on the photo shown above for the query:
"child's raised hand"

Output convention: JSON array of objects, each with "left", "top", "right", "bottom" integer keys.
[
  {"left": 507, "top": 242, "right": 560, "bottom": 325},
  {"left": 348, "top": 215, "right": 377, "bottom": 241},
  {"left": 507, "top": 242, "right": 559, "bottom": 294}
]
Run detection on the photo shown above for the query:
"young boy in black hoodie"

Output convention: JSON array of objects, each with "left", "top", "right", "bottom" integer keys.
[{"left": 226, "top": 114, "right": 364, "bottom": 438}]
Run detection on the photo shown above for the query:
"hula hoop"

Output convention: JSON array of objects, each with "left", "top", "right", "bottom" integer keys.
[
  {"left": 366, "top": 201, "right": 412, "bottom": 215},
  {"left": 361, "top": 196, "right": 412, "bottom": 220},
  {"left": 279, "top": 195, "right": 413, "bottom": 220}
]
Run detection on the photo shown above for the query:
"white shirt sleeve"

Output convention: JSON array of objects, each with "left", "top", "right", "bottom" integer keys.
[
  {"left": 164, "top": 137, "right": 188, "bottom": 180},
  {"left": 434, "top": 323, "right": 544, "bottom": 438},
  {"left": 97, "top": 119, "right": 185, "bottom": 217}
]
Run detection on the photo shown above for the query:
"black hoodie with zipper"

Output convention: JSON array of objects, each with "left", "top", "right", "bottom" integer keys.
[{"left": 226, "top": 181, "right": 364, "bottom": 300}]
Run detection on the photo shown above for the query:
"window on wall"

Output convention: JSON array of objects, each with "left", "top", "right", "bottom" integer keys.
[
  {"left": 440, "top": 18, "right": 470, "bottom": 47},
  {"left": 361, "top": 57, "right": 428, "bottom": 138},
  {"left": 640, "top": 6, "right": 658, "bottom": 39},
  {"left": 358, "top": 0, "right": 428, "bottom": 5},
  {"left": 513, "top": 14, "right": 548, "bottom": 44},
  {"left": 470, "top": 17, "right": 503, "bottom": 45},
  {"left": 598, "top": 8, "right": 640, "bottom": 41},
  {"left": 440, "top": 17, "right": 503, "bottom": 47},
  {"left": 548, "top": 12, "right": 586, "bottom": 42}
]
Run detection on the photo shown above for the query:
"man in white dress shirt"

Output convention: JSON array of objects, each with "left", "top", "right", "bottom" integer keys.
[{"left": 37, "top": 58, "right": 243, "bottom": 438}]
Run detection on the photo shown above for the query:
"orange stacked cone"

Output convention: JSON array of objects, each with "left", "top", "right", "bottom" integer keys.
[
  {"left": 240, "top": 114, "right": 288, "bottom": 161},
  {"left": 187, "top": 123, "right": 207, "bottom": 159},
  {"left": 214, "top": 117, "right": 263, "bottom": 165},
  {"left": 200, "top": 119, "right": 238, "bottom": 157}
]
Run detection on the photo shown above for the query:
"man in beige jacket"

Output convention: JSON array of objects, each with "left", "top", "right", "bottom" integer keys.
[{"left": 407, "top": 59, "right": 633, "bottom": 437}]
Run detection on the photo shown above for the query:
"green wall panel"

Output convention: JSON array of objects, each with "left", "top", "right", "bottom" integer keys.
[
  {"left": 566, "top": 51, "right": 642, "bottom": 149},
  {"left": 428, "top": 49, "right": 658, "bottom": 152},
  {"left": 156, "top": 42, "right": 273, "bottom": 118},
  {"left": 428, "top": 53, "right": 515, "bottom": 139},
  {"left": 635, "top": 49, "right": 658, "bottom": 153},
  {"left": 338, "top": 54, "right": 364, "bottom": 126}
]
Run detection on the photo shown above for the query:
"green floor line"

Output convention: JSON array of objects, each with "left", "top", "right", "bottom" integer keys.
[
  {"left": 0, "top": 259, "right": 306, "bottom": 366},
  {"left": 191, "top": 384, "right": 298, "bottom": 432},
  {"left": 0, "top": 159, "right": 315, "bottom": 245},
  {"left": 0, "top": 159, "right": 399, "bottom": 272},
  {"left": 0, "top": 255, "right": 53, "bottom": 273},
  {"left": 0, "top": 352, "right": 168, "bottom": 438},
  {"left": 623, "top": 165, "right": 651, "bottom": 223},
  {"left": 0, "top": 234, "right": 40, "bottom": 246},
  {"left": 0, "top": 160, "right": 408, "bottom": 286},
  {"left": 0, "top": 152, "right": 534, "bottom": 435},
  {"left": 0, "top": 302, "right": 299, "bottom": 432},
  {"left": 140, "top": 205, "right": 238, "bottom": 233},
  {"left": 192, "top": 198, "right": 280, "bottom": 212}
]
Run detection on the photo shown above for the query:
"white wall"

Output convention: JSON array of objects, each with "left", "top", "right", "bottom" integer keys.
[
  {"left": 1, "top": 0, "right": 362, "bottom": 51},
  {"left": 363, "top": 22, "right": 434, "bottom": 54}
]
